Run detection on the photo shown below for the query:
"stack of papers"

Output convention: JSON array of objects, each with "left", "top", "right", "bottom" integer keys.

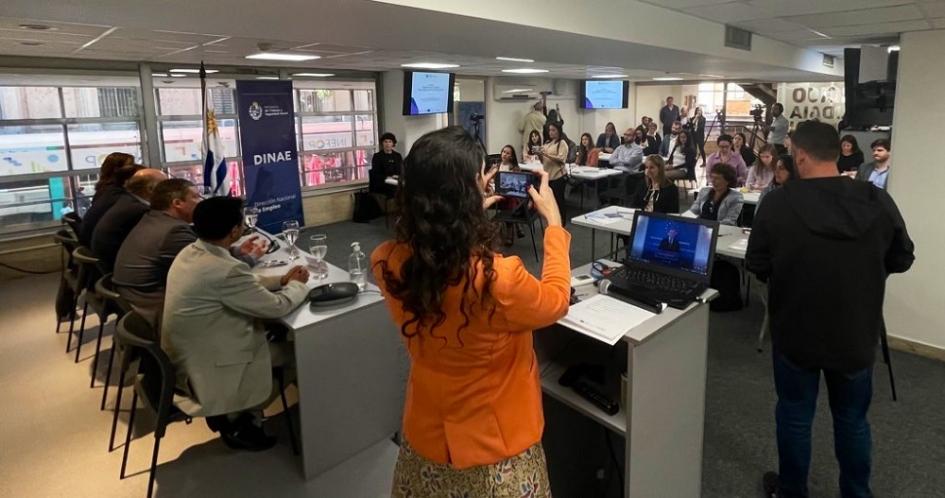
[
  {"left": 728, "top": 238, "right": 749, "bottom": 251},
  {"left": 559, "top": 294, "right": 655, "bottom": 345}
]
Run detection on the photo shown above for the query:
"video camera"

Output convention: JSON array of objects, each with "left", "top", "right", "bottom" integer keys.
[{"left": 749, "top": 104, "right": 765, "bottom": 123}]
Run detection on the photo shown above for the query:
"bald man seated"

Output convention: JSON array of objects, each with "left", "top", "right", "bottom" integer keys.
[{"left": 91, "top": 167, "right": 166, "bottom": 272}]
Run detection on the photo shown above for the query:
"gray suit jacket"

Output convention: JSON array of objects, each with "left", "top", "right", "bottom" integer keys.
[
  {"left": 161, "top": 240, "right": 308, "bottom": 417},
  {"left": 855, "top": 161, "right": 890, "bottom": 189},
  {"left": 689, "top": 187, "right": 744, "bottom": 226}
]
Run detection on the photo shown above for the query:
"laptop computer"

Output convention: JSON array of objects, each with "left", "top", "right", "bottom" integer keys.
[{"left": 606, "top": 211, "right": 719, "bottom": 310}]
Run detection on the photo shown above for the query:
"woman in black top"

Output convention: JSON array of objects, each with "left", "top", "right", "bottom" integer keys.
[
  {"left": 370, "top": 132, "right": 403, "bottom": 196},
  {"left": 632, "top": 155, "right": 679, "bottom": 213},
  {"left": 596, "top": 122, "right": 620, "bottom": 153},
  {"left": 837, "top": 134, "right": 865, "bottom": 174},
  {"left": 691, "top": 107, "right": 707, "bottom": 164},
  {"left": 733, "top": 132, "right": 756, "bottom": 169},
  {"left": 92, "top": 152, "right": 135, "bottom": 203},
  {"left": 643, "top": 122, "right": 662, "bottom": 156}
]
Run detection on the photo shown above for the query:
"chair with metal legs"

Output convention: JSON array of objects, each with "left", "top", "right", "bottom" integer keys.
[
  {"left": 53, "top": 230, "right": 80, "bottom": 335},
  {"left": 93, "top": 274, "right": 129, "bottom": 392},
  {"left": 68, "top": 247, "right": 101, "bottom": 359},
  {"left": 114, "top": 313, "right": 301, "bottom": 497},
  {"left": 492, "top": 198, "right": 545, "bottom": 263}
]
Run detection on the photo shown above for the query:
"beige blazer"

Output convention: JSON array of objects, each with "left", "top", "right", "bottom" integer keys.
[{"left": 161, "top": 239, "right": 308, "bottom": 417}]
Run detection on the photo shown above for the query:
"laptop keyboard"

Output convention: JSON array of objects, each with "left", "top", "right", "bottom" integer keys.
[{"left": 611, "top": 266, "right": 697, "bottom": 294}]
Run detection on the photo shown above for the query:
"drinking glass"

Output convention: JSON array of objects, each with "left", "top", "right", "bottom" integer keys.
[
  {"left": 244, "top": 206, "right": 259, "bottom": 233},
  {"left": 309, "top": 233, "right": 329, "bottom": 279},
  {"left": 282, "top": 220, "right": 301, "bottom": 261}
]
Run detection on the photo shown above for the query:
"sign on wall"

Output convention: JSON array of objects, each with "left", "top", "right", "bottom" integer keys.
[
  {"left": 777, "top": 82, "right": 846, "bottom": 130},
  {"left": 236, "top": 80, "right": 304, "bottom": 233}
]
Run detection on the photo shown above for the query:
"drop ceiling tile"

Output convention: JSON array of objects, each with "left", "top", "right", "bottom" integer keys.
[
  {"left": 748, "top": 0, "right": 912, "bottom": 17},
  {"left": 786, "top": 4, "right": 924, "bottom": 29},
  {"left": 734, "top": 18, "right": 810, "bottom": 33},
  {"left": 684, "top": 2, "right": 770, "bottom": 22},
  {"left": 931, "top": 17, "right": 945, "bottom": 28},
  {"left": 641, "top": 0, "right": 738, "bottom": 8},
  {"left": 0, "top": 30, "right": 90, "bottom": 45},
  {"left": 824, "top": 19, "right": 930, "bottom": 36},
  {"left": 917, "top": 1, "right": 945, "bottom": 17},
  {"left": 0, "top": 17, "right": 111, "bottom": 36}
]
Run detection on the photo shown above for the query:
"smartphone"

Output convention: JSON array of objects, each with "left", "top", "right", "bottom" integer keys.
[
  {"left": 530, "top": 145, "right": 541, "bottom": 154},
  {"left": 495, "top": 171, "right": 539, "bottom": 199}
]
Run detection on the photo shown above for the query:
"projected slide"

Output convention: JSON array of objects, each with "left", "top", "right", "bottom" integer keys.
[
  {"left": 584, "top": 80, "right": 625, "bottom": 109},
  {"left": 409, "top": 72, "right": 451, "bottom": 114}
]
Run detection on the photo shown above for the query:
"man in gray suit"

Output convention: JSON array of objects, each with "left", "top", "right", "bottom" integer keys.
[
  {"left": 113, "top": 179, "right": 264, "bottom": 329},
  {"left": 162, "top": 197, "right": 310, "bottom": 451},
  {"left": 855, "top": 138, "right": 892, "bottom": 190}
]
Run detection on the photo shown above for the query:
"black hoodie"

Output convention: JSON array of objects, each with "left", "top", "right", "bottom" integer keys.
[{"left": 746, "top": 177, "right": 914, "bottom": 372}]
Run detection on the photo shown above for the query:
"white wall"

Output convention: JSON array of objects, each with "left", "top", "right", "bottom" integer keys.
[
  {"left": 380, "top": 71, "right": 448, "bottom": 153},
  {"left": 484, "top": 77, "right": 637, "bottom": 153},
  {"left": 886, "top": 30, "right": 945, "bottom": 351}
]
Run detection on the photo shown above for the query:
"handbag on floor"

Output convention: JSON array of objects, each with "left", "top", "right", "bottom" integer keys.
[{"left": 709, "top": 260, "right": 743, "bottom": 312}]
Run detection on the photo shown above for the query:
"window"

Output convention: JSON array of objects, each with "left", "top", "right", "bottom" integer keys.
[
  {"left": 294, "top": 86, "right": 376, "bottom": 188},
  {"left": 0, "top": 82, "right": 145, "bottom": 237}
]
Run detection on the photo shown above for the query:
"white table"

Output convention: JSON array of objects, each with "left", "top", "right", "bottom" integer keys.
[
  {"left": 741, "top": 190, "right": 760, "bottom": 205},
  {"left": 252, "top": 234, "right": 407, "bottom": 481},
  {"left": 519, "top": 163, "right": 625, "bottom": 210},
  {"left": 597, "top": 152, "right": 613, "bottom": 162},
  {"left": 536, "top": 262, "right": 717, "bottom": 497}
]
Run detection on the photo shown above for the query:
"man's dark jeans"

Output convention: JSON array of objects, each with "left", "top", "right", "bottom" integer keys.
[{"left": 773, "top": 351, "right": 873, "bottom": 498}]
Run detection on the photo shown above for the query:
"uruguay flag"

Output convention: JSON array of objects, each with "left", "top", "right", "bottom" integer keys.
[{"left": 202, "top": 107, "right": 230, "bottom": 196}]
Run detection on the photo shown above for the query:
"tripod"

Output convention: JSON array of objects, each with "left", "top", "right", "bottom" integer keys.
[{"left": 471, "top": 117, "right": 484, "bottom": 147}]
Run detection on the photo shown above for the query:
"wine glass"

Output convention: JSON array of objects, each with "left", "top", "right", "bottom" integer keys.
[
  {"left": 244, "top": 206, "right": 259, "bottom": 233},
  {"left": 282, "top": 220, "right": 300, "bottom": 261},
  {"left": 309, "top": 233, "right": 328, "bottom": 279}
]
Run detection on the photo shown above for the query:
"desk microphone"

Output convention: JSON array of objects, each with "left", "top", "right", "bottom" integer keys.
[{"left": 599, "top": 279, "right": 664, "bottom": 314}]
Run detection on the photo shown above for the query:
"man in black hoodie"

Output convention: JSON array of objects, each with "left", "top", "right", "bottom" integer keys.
[{"left": 747, "top": 120, "right": 914, "bottom": 498}]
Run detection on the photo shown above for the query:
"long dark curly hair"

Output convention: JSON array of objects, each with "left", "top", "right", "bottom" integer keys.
[{"left": 376, "top": 126, "right": 500, "bottom": 342}]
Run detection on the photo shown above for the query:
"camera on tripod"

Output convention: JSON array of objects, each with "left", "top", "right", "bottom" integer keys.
[{"left": 749, "top": 104, "right": 765, "bottom": 123}]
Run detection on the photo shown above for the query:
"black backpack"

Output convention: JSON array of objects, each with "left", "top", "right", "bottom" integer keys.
[
  {"left": 710, "top": 260, "right": 743, "bottom": 312},
  {"left": 352, "top": 191, "right": 383, "bottom": 223}
]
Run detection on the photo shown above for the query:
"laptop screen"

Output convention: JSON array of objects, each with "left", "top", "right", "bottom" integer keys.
[{"left": 627, "top": 212, "right": 717, "bottom": 279}]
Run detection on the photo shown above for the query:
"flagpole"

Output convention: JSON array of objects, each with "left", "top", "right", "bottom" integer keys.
[{"left": 199, "top": 61, "right": 210, "bottom": 192}]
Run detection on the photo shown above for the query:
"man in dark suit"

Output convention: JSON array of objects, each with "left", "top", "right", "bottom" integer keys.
[
  {"left": 78, "top": 164, "right": 144, "bottom": 246},
  {"left": 91, "top": 168, "right": 166, "bottom": 272},
  {"left": 659, "top": 229, "right": 681, "bottom": 252},
  {"left": 113, "top": 178, "right": 265, "bottom": 327}
]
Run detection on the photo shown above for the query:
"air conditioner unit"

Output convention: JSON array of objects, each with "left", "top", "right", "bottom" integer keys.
[{"left": 493, "top": 77, "right": 553, "bottom": 101}]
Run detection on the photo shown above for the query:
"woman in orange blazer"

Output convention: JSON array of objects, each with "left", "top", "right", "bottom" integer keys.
[{"left": 372, "top": 126, "right": 571, "bottom": 497}]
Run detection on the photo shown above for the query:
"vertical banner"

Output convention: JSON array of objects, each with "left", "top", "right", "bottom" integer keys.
[{"left": 235, "top": 80, "right": 304, "bottom": 234}]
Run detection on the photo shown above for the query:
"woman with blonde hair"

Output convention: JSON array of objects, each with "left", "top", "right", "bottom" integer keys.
[{"left": 632, "top": 154, "right": 680, "bottom": 213}]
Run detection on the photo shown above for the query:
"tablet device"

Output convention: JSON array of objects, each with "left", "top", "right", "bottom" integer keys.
[{"left": 496, "top": 171, "right": 538, "bottom": 199}]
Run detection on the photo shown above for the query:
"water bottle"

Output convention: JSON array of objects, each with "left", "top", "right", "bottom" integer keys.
[{"left": 348, "top": 242, "right": 367, "bottom": 291}]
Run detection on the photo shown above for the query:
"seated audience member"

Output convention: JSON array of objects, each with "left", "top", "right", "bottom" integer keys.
[
  {"left": 837, "top": 134, "right": 865, "bottom": 175},
  {"left": 783, "top": 131, "right": 794, "bottom": 155},
  {"left": 855, "top": 138, "right": 891, "bottom": 189},
  {"left": 596, "top": 122, "right": 620, "bottom": 153},
  {"left": 79, "top": 157, "right": 140, "bottom": 245},
  {"left": 91, "top": 168, "right": 166, "bottom": 272},
  {"left": 689, "top": 163, "right": 743, "bottom": 225},
  {"left": 644, "top": 122, "right": 662, "bottom": 155},
  {"left": 705, "top": 134, "right": 748, "bottom": 187},
  {"left": 522, "top": 130, "right": 543, "bottom": 163},
  {"left": 635, "top": 116, "right": 650, "bottom": 136},
  {"left": 371, "top": 127, "right": 569, "bottom": 497},
  {"left": 497, "top": 144, "right": 521, "bottom": 172},
  {"left": 733, "top": 132, "right": 757, "bottom": 169},
  {"left": 575, "top": 133, "right": 600, "bottom": 167},
  {"left": 665, "top": 130, "right": 696, "bottom": 181},
  {"left": 112, "top": 179, "right": 264, "bottom": 328},
  {"left": 632, "top": 155, "right": 679, "bottom": 214},
  {"left": 659, "top": 121, "right": 682, "bottom": 157},
  {"left": 747, "top": 144, "right": 778, "bottom": 191},
  {"left": 758, "top": 154, "right": 796, "bottom": 208},
  {"left": 610, "top": 129, "right": 645, "bottom": 172},
  {"left": 162, "top": 197, "right": 310, "bottom": 451},
  {"left": 369, "top": 132, "right": 403, "bottom": 196},
  {"left": 495, "top": 144, "right": 526, "bottom": 246}
]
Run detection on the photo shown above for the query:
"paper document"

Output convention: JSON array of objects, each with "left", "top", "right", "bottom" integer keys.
[
  {"left": 728, "top": 238, "right": 749, "bottom": 251},
  {"left": 559, "top": 294, "right": 655, "bottom": 345}
]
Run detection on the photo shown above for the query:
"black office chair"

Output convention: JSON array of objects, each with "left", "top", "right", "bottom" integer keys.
[
  {"left": 62, "top": 211, "right": 82, "bottom": 238},
  {"left": 114, "top": 314, "right": 300, "bottom": 498},
  {"left": 492, "top": 198, "right": 544, "bottom": 262},
  {"left": 93, "top": 274, "right": 130, "bottom": 392},
  {"left": 53, "top": 230, "right": 81, "bottom": 335},
  {"left": 68, "top": 247, "right": 102, "bottom": 358}
]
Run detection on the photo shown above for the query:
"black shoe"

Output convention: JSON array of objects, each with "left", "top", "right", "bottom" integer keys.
[
  {"left": 220, "top": 416, "right": 277, "bottom": 451},
  {"left": 763, "top": 471, "right": 780, "bottom": 497},
  {"left": 516, "top": 227, "right": 525, "bottom": 238}
]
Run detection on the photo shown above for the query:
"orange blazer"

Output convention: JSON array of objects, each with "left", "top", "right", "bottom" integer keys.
[{"left": 371, "top": 226, "right": 571, "bottom": 468}]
